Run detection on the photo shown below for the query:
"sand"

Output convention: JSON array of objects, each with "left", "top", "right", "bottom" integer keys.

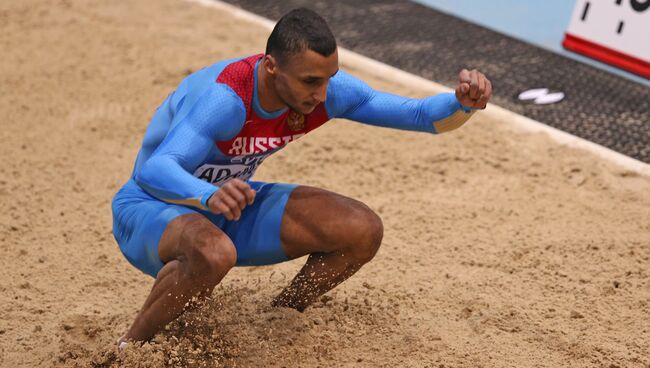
[{"left": 1, "top": 0, "right": 649, "bottom": 367}]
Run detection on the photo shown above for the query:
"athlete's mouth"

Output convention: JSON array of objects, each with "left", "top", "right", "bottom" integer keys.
[{"left": 304, "top": 100, "right": 319, "bottom": 109}]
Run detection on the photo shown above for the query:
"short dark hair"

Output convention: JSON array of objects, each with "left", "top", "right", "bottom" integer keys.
[{"left": 265, "top": 8, "right": 337, "bottom": 64}]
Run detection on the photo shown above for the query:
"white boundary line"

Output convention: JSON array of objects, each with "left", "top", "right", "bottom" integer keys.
[{"left": 188, "top": 0, "right": 650, "bottom": 176}]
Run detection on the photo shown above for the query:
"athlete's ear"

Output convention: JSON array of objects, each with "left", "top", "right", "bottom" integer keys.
[{"left": 263, "top": 54, "right": 278, "bottom": 77}]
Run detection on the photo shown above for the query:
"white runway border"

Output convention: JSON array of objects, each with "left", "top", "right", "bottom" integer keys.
[{"left": 188, "top": 0, "right": 650, "bottom": 177}]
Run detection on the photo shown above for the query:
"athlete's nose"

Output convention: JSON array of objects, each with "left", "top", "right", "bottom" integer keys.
[{"left": 313, "top": 82, "right": 328, "bottom": 103}]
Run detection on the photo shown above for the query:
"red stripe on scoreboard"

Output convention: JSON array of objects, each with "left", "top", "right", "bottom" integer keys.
[{"left": 562, "top": 33, "right": 650, "bottom": 78}]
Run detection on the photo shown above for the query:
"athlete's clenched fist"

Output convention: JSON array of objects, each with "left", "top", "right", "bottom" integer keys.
[
  {"left": 455, "top": 69, "right": 492, "bottom": 109},
  {"left": 208, "top": 179, "right": 256, "bottom": 221}
]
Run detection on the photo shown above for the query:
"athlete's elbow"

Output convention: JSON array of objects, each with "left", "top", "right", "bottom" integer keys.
[{"left": 134, "top": 157, "right": 164, "bottom": 188}]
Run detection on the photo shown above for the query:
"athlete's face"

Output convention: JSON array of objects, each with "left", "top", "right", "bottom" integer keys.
[{"left": 268, "top": 49, "right": 339, "bottom": 115}]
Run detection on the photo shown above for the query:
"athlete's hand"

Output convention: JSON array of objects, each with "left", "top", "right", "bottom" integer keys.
[
  {"left": 455, "top": 69, "right": 492, "bottom": 109},
  {"left": 207, "top": 179, "right": 256, "bottom": 221}
]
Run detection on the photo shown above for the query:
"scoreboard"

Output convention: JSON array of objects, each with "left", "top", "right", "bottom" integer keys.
[{"left": 563, "top": 0, "right": 649, "bottom": 78}]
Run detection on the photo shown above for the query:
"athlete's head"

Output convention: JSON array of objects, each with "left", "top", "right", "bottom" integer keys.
[{"left": 263, "top": 8, "right": 339, "bottom": 115}]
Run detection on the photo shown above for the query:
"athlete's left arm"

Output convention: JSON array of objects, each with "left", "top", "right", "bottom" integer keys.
[{"left": 326, "top": 69, "right": 492, "bottom": 134}]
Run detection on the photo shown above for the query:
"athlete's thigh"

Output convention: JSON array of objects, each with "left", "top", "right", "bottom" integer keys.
[
  {"left": 112, "top": 180, "right": 197, "bottom": 277},
  {"left": 280, "top": 186, "right": 375, "bottom": 259},
  {"left": 113, "top": 179, "right": 239, "bottom": 277},
  {"left": 157, "top": 212, "right": 232, "bottom": 265}
]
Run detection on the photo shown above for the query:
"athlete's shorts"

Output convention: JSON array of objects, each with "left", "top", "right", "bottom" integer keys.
[{"left": 111, "top": 179, "right": 297, "bottom": 278}]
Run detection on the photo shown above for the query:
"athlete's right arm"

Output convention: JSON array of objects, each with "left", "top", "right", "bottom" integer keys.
[
  {"left": 324, "top": 70, "right": 485, "bottom": 134},
  {"left": 134, "top": 84, "right": 246, "bottom": 211}
]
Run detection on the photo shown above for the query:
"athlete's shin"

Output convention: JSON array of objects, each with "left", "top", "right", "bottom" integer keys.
[
  {"left": 124, "top": 241, "right": 235, "bottom": 342},
  {"left": 271, "top": 251, "right": 360, "bottom": 311},
  {"left": 273, "top": 206, "right": 383, "bottom": 311}
]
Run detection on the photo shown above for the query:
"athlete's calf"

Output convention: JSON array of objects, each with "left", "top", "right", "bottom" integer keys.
[
  {"left": 123, "top": 214, "right": 237, "bottom": 342},
  {"left": 273, "top": 186, "right": 384, "bottom": 311}
]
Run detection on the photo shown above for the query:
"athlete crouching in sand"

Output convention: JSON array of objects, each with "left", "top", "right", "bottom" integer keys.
[{"left": 111, "top": 7, "right": 492, "bottom": 346}]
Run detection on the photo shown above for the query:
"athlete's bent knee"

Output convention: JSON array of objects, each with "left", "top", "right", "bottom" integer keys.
[
  {"left": 184, "top": 231, "right": 237, "bottom": 283},
  {"left": 346, "top": 206, "right": 384, "bottom": 263}
]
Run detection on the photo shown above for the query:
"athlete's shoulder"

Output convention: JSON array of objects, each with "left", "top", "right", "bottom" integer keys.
[
  {"left": 215, "top": 54, "right": 262, "bottom": 81},
  {"left": 178, "top": 55, "right": 256, "bottom": 91},
  {"left": 215, "top": 54, "right": 264, "bottom": 112},
  {"left": 184, "top": 82, "right": 246, "bottom": 141},
  {"left": 204, "top": 82, "right": 246, "bottom": 111},
  {"left": 328, "top": 69, "right": 369, "bottom": 90},
  {"left": 325, "top": 69, "right": 373, "bottom": 118}
]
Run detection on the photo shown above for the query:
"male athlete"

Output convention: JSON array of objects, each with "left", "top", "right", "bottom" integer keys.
[{"left": 112, "top": 8, "right": 492, "bottom": 345}]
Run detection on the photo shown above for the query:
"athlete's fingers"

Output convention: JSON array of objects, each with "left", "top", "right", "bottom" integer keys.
[
  {"left": 460, "top": 82, "right": 470, "bottom": 95},
  {"left": 220, "top": 194, "right": 242, "bottom": 220},
  {"left": 469, "top": 70, "right": 480, "bottom": 100},
  {"left": 455, "top": 84, "right": 467, "bottom": 100},
  {"left": 222, "top": 183, "right": 247, "bottom": 210},
  {"left": 476, "top": 74, "right": 486, "bottom": 101},
  {"left": 231, "top": 179, "right": 255, "bottom": 200},
  {"left": 213, "top": 190, "right": 238, "bottom": 218},
  {"left": 207, "top": 193, "right": 223, "bottom": 214},
  {"left": 229, "top": 178, "right": 251, "bottom": 191},
  {"left": 458, "top": 68, "right": 471, "bottom": 84},
  {"left": 245, "top": 188, "right": 256, "bottom": 205},
  {"left": 455, "top": 82, "right": 470, "bottom": 101},
  {"left": 214, "top": 201, "right": 234, "bottom": 221},
  {"left": 230, "top": 179, "right": 256, "bottom": 205},
  {"left": 457, "top": 69, "right": 471, "bottom": 96},
  {"left": 477, "top": 79, "right": 492, "bottom": 108}
]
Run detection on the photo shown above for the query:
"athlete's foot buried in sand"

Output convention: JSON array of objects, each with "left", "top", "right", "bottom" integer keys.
[{"left": 117, "top": 336, "right": 128, "bottom": 352}]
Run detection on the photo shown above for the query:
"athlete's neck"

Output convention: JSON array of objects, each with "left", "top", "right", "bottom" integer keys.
[{"left": 257, "top": 62, "right": 287, "bottom": 113}]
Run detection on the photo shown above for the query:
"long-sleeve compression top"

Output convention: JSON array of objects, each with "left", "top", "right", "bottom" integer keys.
[{"left": 131, "top": 54, "right": 475, "bottom": 210}]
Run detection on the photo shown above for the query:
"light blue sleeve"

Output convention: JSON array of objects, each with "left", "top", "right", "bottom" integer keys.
[
  {"left": 325, "top": 70, "right": 473, "bottom": 134},
  {"left": 134, "top": 83, "right": 246, "bottom": 210}
]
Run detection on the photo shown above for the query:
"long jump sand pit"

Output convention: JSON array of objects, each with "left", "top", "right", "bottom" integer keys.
[{"left": 1, "top": 0, "right": 649, "bottom": 367}]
